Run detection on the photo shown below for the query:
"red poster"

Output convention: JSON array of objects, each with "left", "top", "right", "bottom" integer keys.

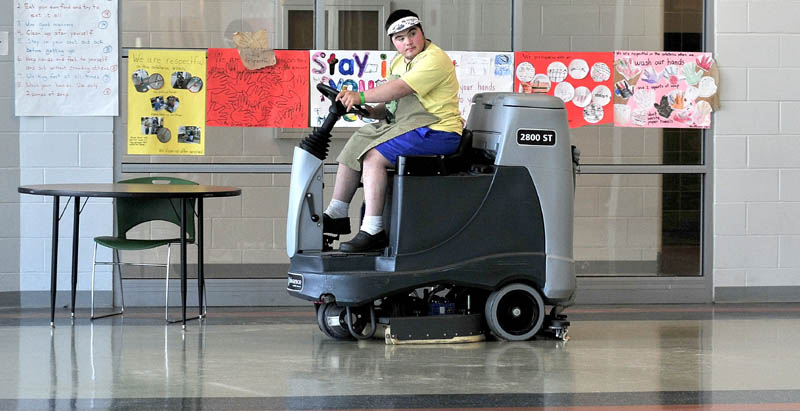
[
  {"left": 206, "top": 49, "right": 309, "bottom": 128},
  {"left": 514, "top": 52, "right": 614, "bottom": 128}
]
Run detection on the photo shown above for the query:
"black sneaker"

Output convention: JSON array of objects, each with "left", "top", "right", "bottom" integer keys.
[
  {"left": 340, "top": 230, "right": 388, "bottom": 253},
  {"left": 323, "top": 213, "right": 351, "bottom": 235}
]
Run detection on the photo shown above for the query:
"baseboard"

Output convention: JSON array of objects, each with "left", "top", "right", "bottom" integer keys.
[
  {"left": 575, "top": 276, "right": 711, "bottom": 304},
  {"left": 13, "top": 280, "right": 799, "bottom": 308},
  {"left": 0, "top": 292, "right": 21, "bottom": 308},
  {"left": 714, "top": 286, "right": 800, "bottom": 303},
  {"left": 121, "top": 278, "right": 303, "bottom": 306},
  {"left": 121, "top": 263, "right": 289, "bottom": 279},
  {"left": 13, "top": 279, "right": 304, "bottom": 308},
  {"left": 16, "top": 290, "right": 115, "bottom": 308}
]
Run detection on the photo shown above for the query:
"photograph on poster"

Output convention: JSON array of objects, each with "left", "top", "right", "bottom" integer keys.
[
  {"left": 178, "top": 126, "right": 201, "bottom": 144},
  {"left": 172, "top": 71, "right": 193, "bottom": 89},
  {"left": 132, "top": 69, "right": 150, "bottom": 92},
  {"left": 140, "top": 116, "right": 164, "bottom": 135},
  {"left": 146, "top": 73, "right": 165, "bottom": 90}
]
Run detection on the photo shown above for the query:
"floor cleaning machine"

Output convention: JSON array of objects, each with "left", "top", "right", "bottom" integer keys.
[{"left": 286, "top": 83, "right": 576, "bottom": 343}]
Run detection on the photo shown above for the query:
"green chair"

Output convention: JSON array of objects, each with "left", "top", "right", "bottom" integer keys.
[{"left": 90, "top": 177, "right": 206, "bottom": 321}]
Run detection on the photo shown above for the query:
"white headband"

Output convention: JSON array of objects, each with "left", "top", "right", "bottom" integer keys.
[{"left": 387, "top": 16, "right": 421, "bottom": 36}]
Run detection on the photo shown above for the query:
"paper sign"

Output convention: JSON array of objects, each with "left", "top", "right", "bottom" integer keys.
[
  {"left": 446, "top": 51, "right": 514, "bottom": 123},
  {"left": 206, "top": 48, "right": 309, "bottom": 128},
  {"left": 0, "top": 32, "right": 8, "bottom": 56},
  {"left": 613, "top": 51, "right": 717, "bottom": 128},
  {"left": 127, "top": 50, "right": 206, "bottom": 155},
  {"left": 13, "top": 0, "right": 119, "bottom": 116},
  {"left": 310, "top": 50, "right": 396, "bottom": 127},
  {"left": 514, "top": 52, "right": 614, "bottom": 128},
  {"left": 232, "top": 30, "right": 276, "bottom": 70}
]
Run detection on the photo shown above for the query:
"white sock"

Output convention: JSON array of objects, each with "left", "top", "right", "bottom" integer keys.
[
  {"left": 361, "top": 215, "right": 383, "bottom": 235},
  {"left": 325, "top": 199, "right": 349, "bottom": 219}
]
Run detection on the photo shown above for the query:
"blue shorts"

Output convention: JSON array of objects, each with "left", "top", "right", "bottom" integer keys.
[{"left": 374, "top": 127, "right": 461, "bottom": 165}]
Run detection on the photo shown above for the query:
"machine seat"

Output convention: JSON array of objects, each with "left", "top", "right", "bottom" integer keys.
[{"left": 396, "top": 129, "right": 474, "bottom": 176}]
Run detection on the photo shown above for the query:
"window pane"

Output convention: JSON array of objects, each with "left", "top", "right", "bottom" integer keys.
[
  {"left": 574, "top": 127, "right": 702, "bottom": 165},
  {"left": 575, "top": 174, "right": 702, "bottom": 277},
  {"left": 288, "top": 10, "right": 314, "bottom": 50},
  {"left": 367, "top": 0, "right": 513, "bottom": 51},
  {"left": 338, "top": 10, "right": 379, "bottom": 50}
]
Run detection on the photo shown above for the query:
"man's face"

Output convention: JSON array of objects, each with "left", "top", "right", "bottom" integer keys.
[{"left": 391, "top": 26, "right": 425, "bottom": 61}]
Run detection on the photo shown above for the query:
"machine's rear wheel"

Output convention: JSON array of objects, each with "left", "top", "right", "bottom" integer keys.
[
  {"left": 316, "top": 303, "right": 353, "bottom": 340},
  {"left": 485, "top": 283, "right": 545, "bottom": 341}
]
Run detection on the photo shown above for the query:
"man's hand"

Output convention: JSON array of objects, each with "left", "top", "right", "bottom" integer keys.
[
  {"left": 336, "top": 90, "right": 362, "bottom": 112},
  {"left": 357, "top": 105, "right": 376, "bottom": 120}
]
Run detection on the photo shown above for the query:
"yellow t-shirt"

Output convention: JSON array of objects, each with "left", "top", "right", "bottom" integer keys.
[{"left": 389, "top": 41, "right": 462, "bottom": 134}]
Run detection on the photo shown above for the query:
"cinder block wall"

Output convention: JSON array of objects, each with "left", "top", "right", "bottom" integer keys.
[
  {"left": 7, "top": 0, "right": 800, "bottom": 303},
  {"left": 713, "top": 0, "right": 800, "bottom": 296},
  {"left": 0, "top": 0, "right": 20, "bottom": 305},
  {"left": 1, "top": 0, "right": 115, "bottom": 306}
]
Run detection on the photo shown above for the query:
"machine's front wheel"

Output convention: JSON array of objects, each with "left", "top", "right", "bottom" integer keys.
[
  {"left": 485, "top": 283, "right": 545, "bottom": 341},
  {"left": 316, "top": 303, "right": 353, "bottom": 340}
]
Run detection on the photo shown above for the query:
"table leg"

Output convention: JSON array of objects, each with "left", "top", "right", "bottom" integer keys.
[
  {"left": 180, "top": 198, "right": 187, "bottom": 329},
  {"left": 197, "top": 198, "right": 205, "bottom": 318},
  {"left": 50, "top": 196, "right": 60, "bottom": 328},
  {"left": 71, "top": 197, "right": 80, "bottom": 319}
]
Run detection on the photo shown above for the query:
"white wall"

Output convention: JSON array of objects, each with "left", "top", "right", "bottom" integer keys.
[
  {"left": 18, "top": 117, "right": 114, "bottom": 295},
  {"left": 0, "top": 0, "right": 20, "bottom": 298},
  {"left": 713, "top": 0, "right": 800, "bottom": 290}
]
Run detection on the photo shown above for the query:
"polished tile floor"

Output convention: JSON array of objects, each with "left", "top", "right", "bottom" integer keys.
[{"left": 2, "top": 304, "right": 800, "bottom": 410}]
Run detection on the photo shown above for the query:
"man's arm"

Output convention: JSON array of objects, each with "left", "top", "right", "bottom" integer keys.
[{"left": 336, "top": 78, "right": 415, "bottom": 112}]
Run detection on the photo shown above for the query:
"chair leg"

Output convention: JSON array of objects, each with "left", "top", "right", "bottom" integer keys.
[
  {"left": 114, "top": 249, "right": 125, "bottom": 314},
  {"left": 91, "top": 245, "right": 124, "bottom": 320},
  {"left": 165, "top": 244, "right": 171, "bottom": 322},
  {"left": 165, "top": 243, "right": 204, "bottom": 324},
  {"left": 198, "top": 243, "right": 208, "bottom": 317},
  {"left": 91, "top": 243, "right": 97, "bottom": 319}
]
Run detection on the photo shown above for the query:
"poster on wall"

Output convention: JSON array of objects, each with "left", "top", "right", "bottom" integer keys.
[
  {"left": 613, "top": 51, "right": 717, "bottom": 128},
  {"left": 206, "top": 48, "right": 309, "bottom": 128},
  {"left": 514, "top": 52, "right": 614, "bottom": 128},
  {"left": 309, "top": 50, "right": 396, "bottom": 127},
  {"left": 127, "top": 50, "right": 206, "bottom": 155},
  {"left": 13, "top": 0, "right": 119, "bottom": 116},
  {"left": 446, "top": 51, "right": 514, "bottom": 123}
]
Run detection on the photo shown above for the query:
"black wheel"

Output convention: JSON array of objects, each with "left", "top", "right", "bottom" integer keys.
[
  {"left": 315, "top": 304, "right": 331, "bottom": 336},
  {"left": 316, "top": 303, "right": 335, "bottom": 338},
  {"left": 485, "top": 283, "right": 545, "bottom": 341},
  {"left": 316, "top": 83, "right": 371, "bottom": 117},
  {"left": 317, "top": 303, "right": 353, "bottom": 340}
]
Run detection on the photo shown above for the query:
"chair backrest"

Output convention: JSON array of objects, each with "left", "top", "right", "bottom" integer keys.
[
  {"left": 442, "top": 129, "right": 474, "bottom": 173},
  {"left": 116, "top": 177, "right": 198, "bottom": 240}
]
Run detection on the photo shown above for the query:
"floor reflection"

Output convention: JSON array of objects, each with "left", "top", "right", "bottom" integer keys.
[{"left": 3, "top": 306, "right": 800, "bottom": 409}]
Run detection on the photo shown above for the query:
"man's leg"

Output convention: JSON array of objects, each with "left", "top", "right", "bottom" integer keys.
[
  {"left": 331, "top": 163, "right": 361, "bottom": 204},
  {"left": 361, "top": 148, "right": 393, "bottom": 217},
  {"left": 339, "top": 149, "right": 391, "bottom": 252},
  {"left": 323, "top": 163, "right": 361, "bottom": 235}
]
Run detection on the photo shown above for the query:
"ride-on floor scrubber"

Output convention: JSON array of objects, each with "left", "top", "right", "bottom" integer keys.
[{"left": 286, "top": 83, "right": 577, "bottom": 343}]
